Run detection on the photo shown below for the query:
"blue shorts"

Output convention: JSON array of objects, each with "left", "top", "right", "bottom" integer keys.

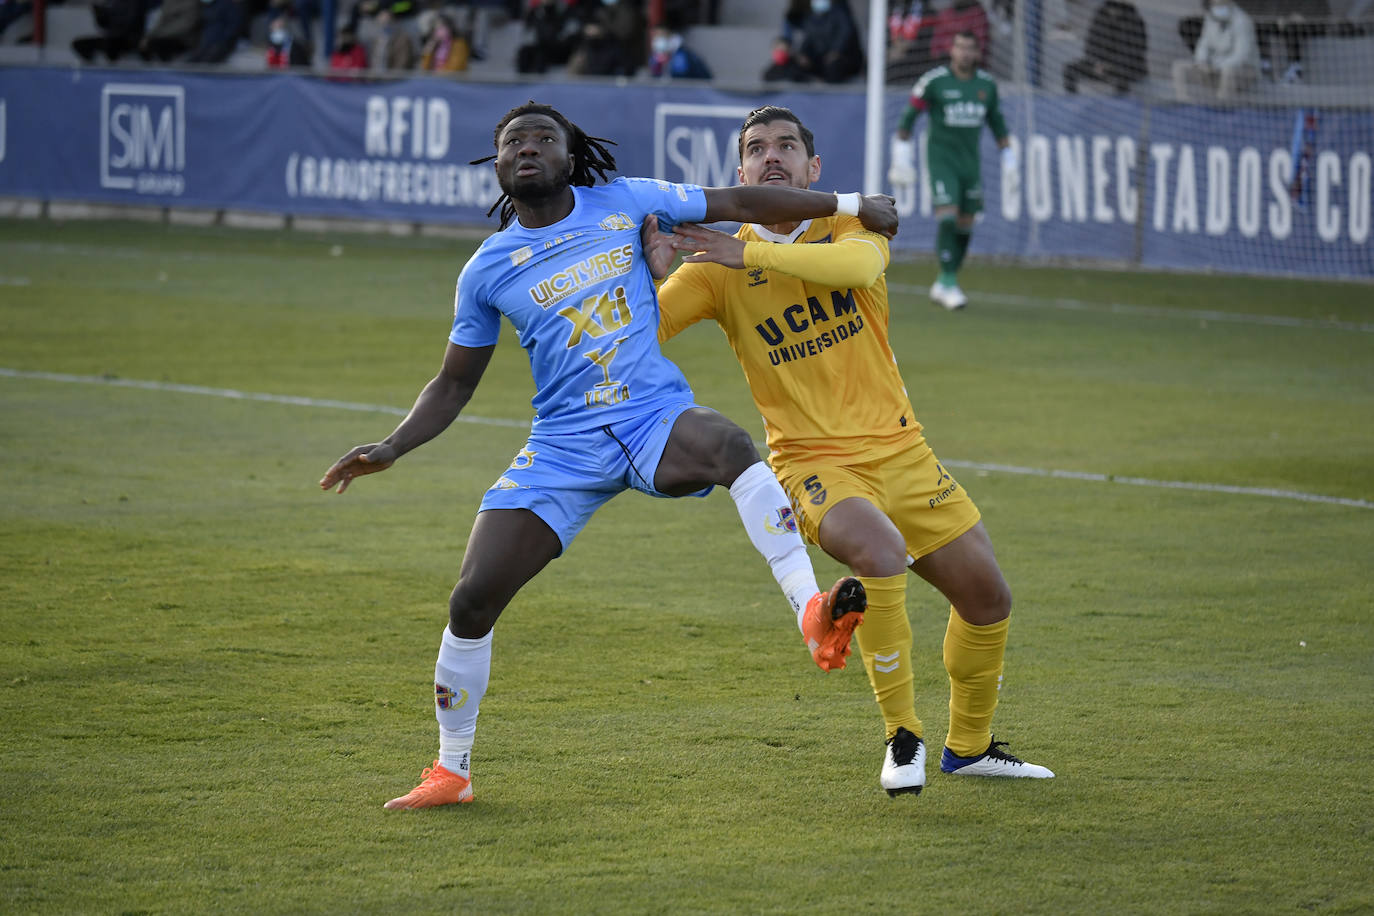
[{"left": 478, "top": 401, "right": 712, "bottom": 553}]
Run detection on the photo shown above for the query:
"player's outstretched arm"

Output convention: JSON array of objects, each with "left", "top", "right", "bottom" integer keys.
[
  {"left": 701, "top": 186, "right": 898, "bottom": 239},
  {"left": 671, "top": 222, "right": 887, "bottom": 289},
  {"left": 319, "top": 342, "right": 495, "bottom": 494}
]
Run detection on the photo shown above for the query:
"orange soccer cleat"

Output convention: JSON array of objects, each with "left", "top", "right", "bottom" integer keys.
[
  {"left": 383, "top": 760, "right": 474, "bottom": 810},
  {"left": 801, "top": 576, "right": 866, "bottom": 672}
]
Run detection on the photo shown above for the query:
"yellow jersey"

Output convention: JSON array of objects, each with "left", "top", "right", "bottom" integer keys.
[{"left": 658, "top": 214, "right": 922, "bottom": 467}]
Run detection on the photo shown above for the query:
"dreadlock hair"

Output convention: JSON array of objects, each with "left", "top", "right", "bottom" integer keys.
[{"left": 470, "top": 101, "right": 619, "bottom": 229}]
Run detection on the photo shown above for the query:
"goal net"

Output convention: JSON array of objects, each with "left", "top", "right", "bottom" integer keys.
[{"left": 873, "top": 0, "right": 1373, "bottom": 278}]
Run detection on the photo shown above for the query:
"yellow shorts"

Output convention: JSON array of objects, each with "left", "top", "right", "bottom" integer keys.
[{"left": 775, "top": 437, "right": 981, "bottom": 562}]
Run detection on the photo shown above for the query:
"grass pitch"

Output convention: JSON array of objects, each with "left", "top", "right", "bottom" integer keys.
[{"left": 1, "top": 218, "right": 1371, "bottom": 914}]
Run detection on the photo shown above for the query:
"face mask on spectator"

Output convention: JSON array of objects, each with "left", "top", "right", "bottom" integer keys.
[
  {"left": 652, "top": 34, "right": 681, "bottom": 55},
  {"left": 1209, "top": 3, "right": 1232, "bottom": 20},
  {"left": 812, "top": 0, "right": 832, "bottom": 12},
  {"left": 270, "top": 28, "right": 288, "bottom": 44}
]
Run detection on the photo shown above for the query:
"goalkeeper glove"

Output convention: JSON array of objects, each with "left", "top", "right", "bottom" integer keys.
[
  {"left": 1000, "top": 145, "right": 1020, "bottom": 198},
  {"left": 888, "top": 135, "right": 917, "bottom": 189}
]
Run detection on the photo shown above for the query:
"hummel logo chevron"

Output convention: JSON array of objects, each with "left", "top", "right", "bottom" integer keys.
[{"left": 875, "top": 651, "right": 901, "bottom": 673}]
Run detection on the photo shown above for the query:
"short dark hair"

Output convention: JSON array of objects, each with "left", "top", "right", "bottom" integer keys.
[
  {"left": 736, "top": 105, "right": 816, "bottom": 162},
  {"left": 470, "top": 101, "right": 618, "bottom": 229},
  {"left": 953, "top": 29, "right": 981, "bottom": 47}
]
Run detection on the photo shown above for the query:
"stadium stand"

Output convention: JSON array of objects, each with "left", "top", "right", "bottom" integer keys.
[
  {"left": 1042, "top": 0, "right": 1374, "bottom": 104},
  {"left": 3, "top": 0, "right": 1370, "bottom": 95},
  {"left": 0, "top": 1, "right": 88, "bottom": 64}
]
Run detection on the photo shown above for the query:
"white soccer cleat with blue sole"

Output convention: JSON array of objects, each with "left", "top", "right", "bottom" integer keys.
[{"left": 940, "top": 737, "right": 1054, "bottom": 779}]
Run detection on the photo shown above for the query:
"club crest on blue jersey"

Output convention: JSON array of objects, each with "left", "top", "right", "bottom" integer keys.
[
  {"left": 436, "top": 683, "right": 469, "bottom": 710},
  {"left": 599, "top": 212, "right": 635, "bottom": 231}
]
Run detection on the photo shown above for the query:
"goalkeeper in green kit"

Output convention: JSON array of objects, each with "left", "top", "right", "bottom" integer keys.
[{"left": 889, "top": 30, "right": 1016, "bottom": 310}]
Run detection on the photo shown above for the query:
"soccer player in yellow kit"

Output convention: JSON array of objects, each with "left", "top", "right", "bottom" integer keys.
[{"left": 650, "top": 106, "right": 1052, "bottom": 795}]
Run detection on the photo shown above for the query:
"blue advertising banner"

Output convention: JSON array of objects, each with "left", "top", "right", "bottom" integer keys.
[
  {"left": 0, "top": 67, "right": 1368, "bottom": 277},
  {"left": 994, "top": 96, "right": 1373, "bottom": 276}
]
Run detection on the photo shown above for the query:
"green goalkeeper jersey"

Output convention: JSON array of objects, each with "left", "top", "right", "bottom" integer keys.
[{"left": 898, "top": 66, "right": 1007, "bottom": 171}]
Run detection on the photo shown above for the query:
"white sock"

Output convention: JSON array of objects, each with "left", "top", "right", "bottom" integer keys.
[
  {"left": 434, "top": 626, "right": 492, "bottom": 776},
  {"left": 728, "top": 461, "right": 820, "bottom": 622}
]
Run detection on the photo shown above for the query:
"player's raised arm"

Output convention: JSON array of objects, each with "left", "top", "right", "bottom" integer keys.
[
  {"left": 320, "top": 342, "right": 494, "bottom": 494},
  {"left": 701, "top": 186, "right": 898, "bottom": 239}
]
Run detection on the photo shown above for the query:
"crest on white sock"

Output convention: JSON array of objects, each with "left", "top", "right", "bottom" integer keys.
[{"left": 436, "top": 683, "right": 469, "bottom": 710}]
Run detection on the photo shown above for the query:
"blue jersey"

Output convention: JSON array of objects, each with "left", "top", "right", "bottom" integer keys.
[{"left": 451, "top": 177, "right": 709, "bottom": 435}]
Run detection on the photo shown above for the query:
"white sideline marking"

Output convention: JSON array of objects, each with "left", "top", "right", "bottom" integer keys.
[
  {"left": 944, "top": 459, "right": 1373, "bottom": 511},
  {"left": 887, "top": 284, "right": 1374, "bottom": 333},
  {"left": 3, "top": 367, "right": 1370, "bottom": 510},
  {"left": 0, "top": 367, "right": 530, "bottom": 429}
]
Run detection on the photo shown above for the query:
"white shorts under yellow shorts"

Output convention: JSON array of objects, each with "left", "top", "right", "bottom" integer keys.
[{"left": 775, "top": 436, "right": 981, "bottom": 562}]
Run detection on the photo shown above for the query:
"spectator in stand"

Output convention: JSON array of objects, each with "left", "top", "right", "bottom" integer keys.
[
  {"left": 72, "top": 0, "right": 151, "bottom": 61},
  {"left": 648, "top": 20, "right": 711, "bottom": 79},
  {"left": 1062, "top": 0, "right": 1147, "bottom": 94},
  {"left": 929, "top": 0, "right": 990, "bottom": 68},
  {"left": 1181, "top": 1, "right": 1331, "bottom": 82},
  {"left": 762, "top": 33, "right": 810, "bottom": 81},
  {"left": 372, "top": 4, "right": 418, "bottom": 70},
  {"left": 139, "top": 0, "right": 202, "bottom": 60},
  {"left": 597, "top": 0, "right": 646, "bottom": 73},
  {"left": 515, "top": 0, "right": 582, "bottom": 73},
  {"left": 341, "top": 0, "right": 383, "bottom": 33},
  {"left": 266, "top": 11, "right": 312, "bottom": 66},
  {"left": 455, "top": 0, "right": 508, "bottom": 60},
  {"left": 781, "top": 0, "right": 809, "bottom": 44},
  {"left": 293, "top": 0, "right": 316, "bottom": 44},
  {"left": 567, "top": 0, "right": 644, "bottom": 77},
  {"left": 1252, "top": 0, "right": 1329, "bottom": 82},
  {"left": 1172, "top": 0, "right": 1260, "bottom": 100},
  {"left": 420, "top": 11, "right": 470, "bottom": 71},
  {"left": 886, "top": 0, "right": 935, "bottom": 85},
  {"left": 329, "top": 24, "right": 369, "bottom": 75},
  {"left": 794, "top": 0, "right": 865, "bottom": 84},
  {"left": 186, "top": 0, "right": 246, "bottom": 63}
]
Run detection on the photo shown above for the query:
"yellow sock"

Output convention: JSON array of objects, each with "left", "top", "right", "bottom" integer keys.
[
  {"left": 855, "top": 574, "right": 921, "bottom": 740},
  {"left": 943, "top": 608, "right": 1009, "bottom": 757}
]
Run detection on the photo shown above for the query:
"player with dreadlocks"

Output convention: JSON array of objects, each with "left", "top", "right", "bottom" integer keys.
[
  {"left": 473, "top": 105, "right": 621, "bottom": 230},
  {"left": 321, "top": 102, "right": 900, "bottom": 809}
]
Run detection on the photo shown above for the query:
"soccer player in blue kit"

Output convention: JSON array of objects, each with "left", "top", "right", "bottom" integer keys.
[{"left": 320, "top": 102, "right": 899, "bottom": 809}]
